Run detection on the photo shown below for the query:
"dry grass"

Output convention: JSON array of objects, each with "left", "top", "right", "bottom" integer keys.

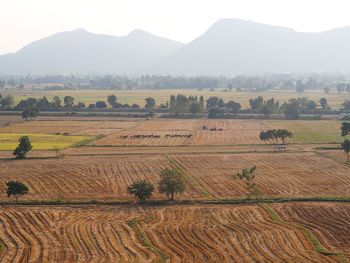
[
  {"left": 0, "top": 204, "right": 341, "bottom": 262},
  {"left": 171, "top": 152, "right": 350, "bottom": 199},
  {"left": 273, "top": 202, "right": 350, "bottom": 258}
]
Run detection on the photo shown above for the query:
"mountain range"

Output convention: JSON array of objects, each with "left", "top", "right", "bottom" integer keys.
[{"left": 2, "top": 19, "right": 350, "bottom": 75}]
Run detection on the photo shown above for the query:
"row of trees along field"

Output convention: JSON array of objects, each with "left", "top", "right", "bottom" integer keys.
[
  {"left": 4, "top": 74, "right": 350, "bottom": 93},
  {"left": 3, "top": 92, "right": 350, "bottom": 121}
]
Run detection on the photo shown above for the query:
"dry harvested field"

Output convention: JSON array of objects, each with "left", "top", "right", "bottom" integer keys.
[
  {"left": 172, "top": 152, "right": 350, "bottom": 198},
  {"left": 0, "top": 152, "right": 349, "bottom": 201},
  {"left": 0, "top": 116, "right": 342, "bottom": 146},
  {"left": 62, "top": 145, "right": 278, "bottom": 156},
  {"left": 0, "top": 115, "right": 23, "bottom": 126},
  {"left": 93, "top": 119, "right": 271, "bottom": 146},
  {"left": 91, "top": 118, "right": 343, "bottom": 146},
  {"left": 273, "top": 202, "right": 350, "bottom": 258},
  {"left": 0, "top": 119, "right": 140, "bottom": 136},
  {"left": 0, "top": 155, "right": 200, "bottom": 201},
  {"left": 0, "top": 204, "right": 343, "bottom": 262}
]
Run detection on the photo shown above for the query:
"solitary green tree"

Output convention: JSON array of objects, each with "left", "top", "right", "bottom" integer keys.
[
  {"left": 234, "top": 166, "right": 259, "bottom": 200},
  {"left": 145, "top": 97, "right": 156, "bottom": 109},
  {"left": 127, "top": 180, "right": 154, "bottom": 202},
  {"left": 107, "top": 95, "right": 117, "bottom": 107},
  {"left": 275, "top": 129, "right": 293, "bottom": 144},
  {"left": 341, "top": 122, "right": 350, "bottom": 137},
  {"left": 158, "top": 168, "right": 185, "bottom": 200},
  {"left": 22, "top": 107, "right": 39, "bottom": 121},
  {"left": 13, "top": 136, "right": 32, "bottom": 159},
  {"left": 341, "top": 139, "right": 350, "bottom": 162},
  {"left": 6, "top": 181, "right": 29, "bottom": 203},
  {"left": 63, "top": 96, "right": 75, "bottom": 108}
]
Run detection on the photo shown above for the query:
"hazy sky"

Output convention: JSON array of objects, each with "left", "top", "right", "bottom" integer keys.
[{"left": 1, "top": 0, "right": 350, "bottom": 54}]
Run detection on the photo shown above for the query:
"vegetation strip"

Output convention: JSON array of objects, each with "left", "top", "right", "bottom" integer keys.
[
  {"left": 315, "top": 151, "right": 350, "bottom": 168},
  {"left": 127, "top": 219, "right": 169, "bottom": 263},
  {"left": 2, "top": 196, "right": 350, "bottom": 206},
  {"left": 73, "top": 134, "right": 105, "bottom": 147},
  {"left": 166, "top": 156, "right": 213, "bottom": 199},
  {"left": 262, "top": 205, "right": 340, "bottom": 257}
]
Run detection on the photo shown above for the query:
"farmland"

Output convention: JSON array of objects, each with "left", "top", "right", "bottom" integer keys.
[
  {"left": 0, "top": 133, "right": 90, "bottom": 150},
  {"left": 91, "top": 118, "right": 343, "bottom": 146},
  {"left": 0, "top": 113, "right": 349, "bottom": 261},
  {"left": 0, "top": 152, "right": 349, "bottom": 201},
  {"left": 0, "top": 203, "right": 348, "bottom": 262}
]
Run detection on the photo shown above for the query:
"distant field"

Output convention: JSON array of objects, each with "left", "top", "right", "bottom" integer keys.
[
  {"left": 4, "top": 88, "right": 350, "bottom": 109},
  {"left": 0, "top": 133, "right": 90, "bottom": 150},
  {"left": 267, "top": 120, "right": 344, "bottom": 144},
  {"left": 92, "top": 118, "right": 343, "bottom": 146},
  {"left": 0, "top": 119, "right": 139, "bottom": 136}
]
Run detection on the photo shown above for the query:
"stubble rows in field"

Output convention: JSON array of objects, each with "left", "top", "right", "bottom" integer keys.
[
  {"left": 0, "top": 204, "right": 340, "bottom": 263},
  {"left": 0, "top": 155, "right": 200, "bottom": 201},
  {"left": 93, "top": 119, "right": 270, "bottom": 146},
  {"left": 0, "top": 119, "right": 140, "bottom": 136},
  {"left": 273, "top": 202, "right": 350, "bottom": 258},
  {"left": 171, "top": 152, "right": 350, "bottom": 198}
]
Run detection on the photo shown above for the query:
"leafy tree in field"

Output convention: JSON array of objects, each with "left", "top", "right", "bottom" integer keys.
[
  {"left": 145, "top": 97, "right": 156, "bottom": 109},
  {"left": 319, "top": 98, "right": 328, "bottom": 110},
  {"left": 52, "top": 96, "right": 62, "bottom": 108},
  {"left": 63, "top": 96, "right": 75, "bottom": 108},
  {"left": 283, "top": 100, "right": 300, "bottom": 119},
  {"left": 22, "top": 107, "right": 39, "bottom": 121},
  {"left": 95, "top": 101, "right": 107, "bottom": 108},
  {"left": 107, "top": 95, "right": 117, "bottom": 107},
  {"left": 226, "top": 101, "right": 241, "bottom": 115},
  {"left": 13, "top": 136, "right": 32, "bottom": 159},
  {"left": 341, "top": 122, "right": 350, "bottom": 137},
  {"left": 6, "top": 181, "right": 29, "bottom": 203},
  {"left": 127, "top": 180, "right": 154, "bottom": 202},
  {"left": 259, "top": 129, "right": 292, "bottom": 144},
  {"left": 189, "top": 102, "right": 201, "bottom": 114},
  {"left": 234, "top": 166, "right": 259, "bottom": 200},
  {"left": 249, "top": 96, "right": 264, "bottom": 110},
  {"left": 342, "top": 139, "right": 350, "bottom": 162},
  {"left": 0, "top": 95, "right": 15, "bottom": 108},
  {"left": 206, "top": 96, "right": 218, "bottom": 109},
  {"left": 158, "top": 168, "right": 185, "bottom": 200},
  {"left": 275, "top": 129, "right": 293, "bottom": 144},
  {"left": 306, "top": 100, "right": 317, "bottom": 110}
]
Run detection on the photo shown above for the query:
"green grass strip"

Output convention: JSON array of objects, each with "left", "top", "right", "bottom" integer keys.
[
  {"left": 73, "top": 135, "right": 105, "bottom": 147},
  {"left": 127, "top": 220, "right": 168, "bottom": 263},
  {"left": 262, "top": 205, "right": 339, "bottom": 257},
  {"left": 166, "top": 156, "right": 213, "bottom": 199}
]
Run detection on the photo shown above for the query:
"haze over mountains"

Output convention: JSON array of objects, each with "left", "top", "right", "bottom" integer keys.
[
  {"left": 0, "top": 29, "right": 183, "bottom": 74},
  {"left": 2, "top": 19, "right": 350, "bottom": 75}
]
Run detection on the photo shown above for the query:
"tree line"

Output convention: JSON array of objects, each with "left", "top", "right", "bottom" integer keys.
[{"left": 4, "top": 74, "right": 350, "bottom": 93}]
